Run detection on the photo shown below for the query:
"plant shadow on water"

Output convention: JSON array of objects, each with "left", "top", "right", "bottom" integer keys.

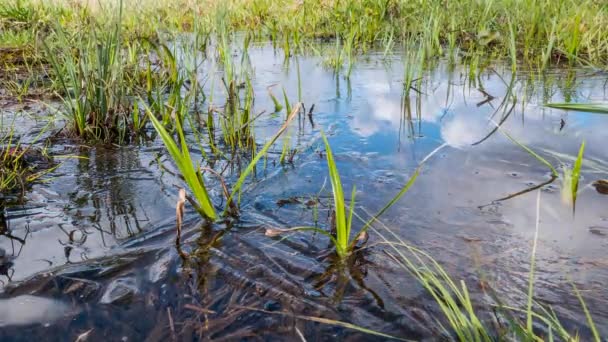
[{"left": 1, "top": 37, "right": 608, "bottom": 340}]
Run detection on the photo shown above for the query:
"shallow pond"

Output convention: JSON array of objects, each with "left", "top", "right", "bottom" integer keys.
[{"left": 1, "top": 43, "right": 608, "bottom": 340}]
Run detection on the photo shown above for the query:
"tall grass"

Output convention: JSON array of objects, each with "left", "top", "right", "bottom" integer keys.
[
  {"left": 6, "top": 0, "right": 608, "bottom": 70},
  {"left": 44, "top": 3, "right": 138, "bottom": 142},
  {"left": 147, "top": 99, "right": 217, "bottom": 221},
  {"left": 361, "top": 189, "right": 600, "bottom": 341}
]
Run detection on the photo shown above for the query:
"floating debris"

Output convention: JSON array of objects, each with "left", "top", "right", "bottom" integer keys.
[{"left": 593, "top": 180, "right": 608, "bottom": 195}]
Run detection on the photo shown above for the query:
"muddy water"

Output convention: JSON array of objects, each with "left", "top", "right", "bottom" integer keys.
[{"left": 1, "top": 44, "right": 608, "bottom": 340}]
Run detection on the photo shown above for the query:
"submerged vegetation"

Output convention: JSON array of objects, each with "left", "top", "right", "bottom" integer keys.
[
  {"left": 2, "top": 0, "right": 607, "bottom": 141},
  {"left": 0, "top": 118, "right": 54, "bottom": 195},
  {"left": 0, "top": 0, "right": 606, "bottom": 340}
]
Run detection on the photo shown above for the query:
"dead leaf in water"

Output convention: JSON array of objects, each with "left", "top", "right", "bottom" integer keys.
[
  {"left": 356, "top": 231, "right": 369, "bottom": 245},
  {"left": 265, "top": 228, "right": 285, "bottom": 237},
  {"left": 593, "top": 180, "right": 608, "bottom": 195},
  {"left": 176, "top": 188, "right": 186, "bottom": 239},
  {"left": 459, "top": 236, "right": 483, "bottom": 243},
  {"left": 74, "top": 328, "right": 94, "bottom": 342}
]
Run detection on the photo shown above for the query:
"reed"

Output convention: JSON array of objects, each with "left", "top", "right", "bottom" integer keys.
[
  {"left": 362, "top": 189, "right": 600, "bottom": 341},
  {"left": 561, "top": 141, "right": 585, "bottom": 213},
  {"left": 44, "top": 2, "right": 140, "bottom": 142},
  {"left": 147, "top": 101, "right": 217, "bottom": 221}
]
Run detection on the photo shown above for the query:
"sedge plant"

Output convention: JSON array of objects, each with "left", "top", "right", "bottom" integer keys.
[
  {"left": 149, "top": 99, "right": 303, "bottom": 221},
  {"left": 270, "top": 137, "right": 446, "bottom": 259},
  {"left": 561, "top": 141, "right": 585, "bottom": 213},
  {"left": 147, "top": 102, "right": 217, "bottom": 221},
  {"left": 363, "top": 189, "right": 600, "bottom": 341}
]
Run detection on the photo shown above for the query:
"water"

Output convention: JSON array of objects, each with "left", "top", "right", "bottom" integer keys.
[{"left": 1, "top": 43, "right": 608, "bottom": 340}]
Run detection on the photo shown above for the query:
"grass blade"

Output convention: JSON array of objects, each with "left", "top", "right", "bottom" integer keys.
[
  {"left": 227, "top": 103, "right": 301, "bottom": 213},
  {"left": 501, "top": 130, "right": 558, "bottom": 177},
  {"left": 546, "top": 103, "right": 608, "bottom": 114},
  {"left": 526, "top": 190, "right": 541, "bottom": 332},
  {"left": 147, "top": 108, "right": 216, "bottom": 220},
  {"left": 571, "top": 141, "right": 585, "bottom": 214},
  {"left": 571, "top": 282, "right": 600, "bottom": 342},
  {"left": 321, "top": 131, "right": 347, "bottom": 257}
]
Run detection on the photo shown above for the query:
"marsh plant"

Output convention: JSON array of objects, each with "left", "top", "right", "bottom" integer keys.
[
  {"left": 561, "top": 141, "right": 585, "bottom": 213},
  {"left": 0, "top": 119, "right": 55, "bottom": 194},
  {"left": 268, "top": 136, "right": 446, "bottom": 259},
  {"left": 149, "top": 99, "right": 303, "bottom": 221},
  {"left": 368, "top": 190, "right": 600, "bottom": 341},
  {"left": 44, "top": 4, "right": 147, "bottom": 143}
]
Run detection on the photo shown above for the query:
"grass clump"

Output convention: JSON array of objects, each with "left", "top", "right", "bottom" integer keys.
[
  {"left": 148, "top": 102, "right": 217, "bottom": 221},
  {"left": 365, "top": 189, "right": 600, "bottom": 341},
  {"left": 44, "top": 17, "right": 131, "bottom": 142},
  {"left": 273, "top": 137, "right": 443, "bottom": 259},
  {"left": 321, "top": 132, "right": 356, "bottom": 257},
  {"left": 0, "top": 120, "right": 54, "bottom": 195}
]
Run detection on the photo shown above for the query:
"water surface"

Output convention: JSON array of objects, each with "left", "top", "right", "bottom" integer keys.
[{"left": 1, "top": 43, "right": 607, "bottom": 340}]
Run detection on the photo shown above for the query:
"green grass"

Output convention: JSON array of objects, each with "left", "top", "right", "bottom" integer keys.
[
  {"left": 0, "top": 1, "right": 604, "bottom": 339},
  {"left": 0, "top": 118, "right": 55, "bottom": 194},
  {"left": 561, "top": 141, "right": 585, "bottom": 213},
  {"left": 275, "top": 140, "right": 445, "bottom": 259},
  {"left": 321, "top": 131, "right": 354, "bottom": 257},
  {"left": 360, "top": 189, "right": 601, "bottom": 341},
  {"left": 44, "top": 6, "right": 134, "bottom": 142},
  {"left": 147, "top": 102, "right": 217, "bottom": 221},
  {"left": 2, "top": 0, "right": 607, "bottom": 146},
  {"left": 7, "top": 0, "right": 608, "bottom": 71},
  {"left": 546, "top": 103, "right": 608, "bottom": 114}
]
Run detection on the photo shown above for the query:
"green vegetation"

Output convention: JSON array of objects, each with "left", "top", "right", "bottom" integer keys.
[
  {"left": 321, "top": 132, "right": 358, "bottom": 257},
  {"left": 561, "top": 141, "right": 586, "bottom": 213},
  {"left": 44, "top": 13, "right": 136, "bottom": 142},
  {"left": 1, "top": 0, "right": 606, "bottom": 140},
  {"left": 366, "top": 191, "right": 600, "bottom": 341},
  {"left": 0, "top": 119, "right": 55, "bottom": 195},
  {"left": 0, "top": 0, "right": 604, "bottom": 340},
  {"left": 2, "top": 1, "right": 608, "bottom": 67},
  {"left": 547, "top": 103, "right": 608, "bottom": 114},
  {"left": 148, "top": 102, "right": 217, "bottom": 220}
]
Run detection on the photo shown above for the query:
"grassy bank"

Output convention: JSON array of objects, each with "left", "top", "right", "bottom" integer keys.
[
  {"left": 2, "top": 0, "right": 608, "bottom": 67},
  {"left": 0, "top": 0, "right": 604, "bottom": 340}
]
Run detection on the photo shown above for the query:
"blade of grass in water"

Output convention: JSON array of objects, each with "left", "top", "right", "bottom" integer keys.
[
  {"left": 321, "top": 131, "right": 348, "bottom": 257},
  {"left": 500, "top": 129, "right": 558, "bottom": 177},
  {"left": 527, "top": 190, "right": 541, "bottom": 332},
  {"left": 350, "top": 143, "right": 448, "bottom": 251},
  {"left": 147, "top": 108, "right": 216, "bottom": 220},
  {"left": 268, "top": 86, "right": 283, "bottom": 112},
  {"left": 359, "top": 208, "right": 492, "bottom": 341},
  {"left": 282, "top": 87, "right": 292, "bottom": 114},
  {"left": 571, "top": 141, "right": 585, "bottom": 214},
  {"left": 234, "top": 305, "right": 412, "bottom": 341},
  {"left": 281, "top": 142, "right": 446, "bottom": 257},
  {"left": 227, "top": 103, "right": 302, "bottom": 213},
  {"left": 546, "top": 103, "right": 608, "bottom": 114},
  {"left": 571, "top": 282, "right": 600, "bottom": 342}
]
